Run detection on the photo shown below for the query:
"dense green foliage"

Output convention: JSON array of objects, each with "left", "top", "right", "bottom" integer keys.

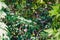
[{"left": 0, "top": 0, "right": 60, "bottom": 40}]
